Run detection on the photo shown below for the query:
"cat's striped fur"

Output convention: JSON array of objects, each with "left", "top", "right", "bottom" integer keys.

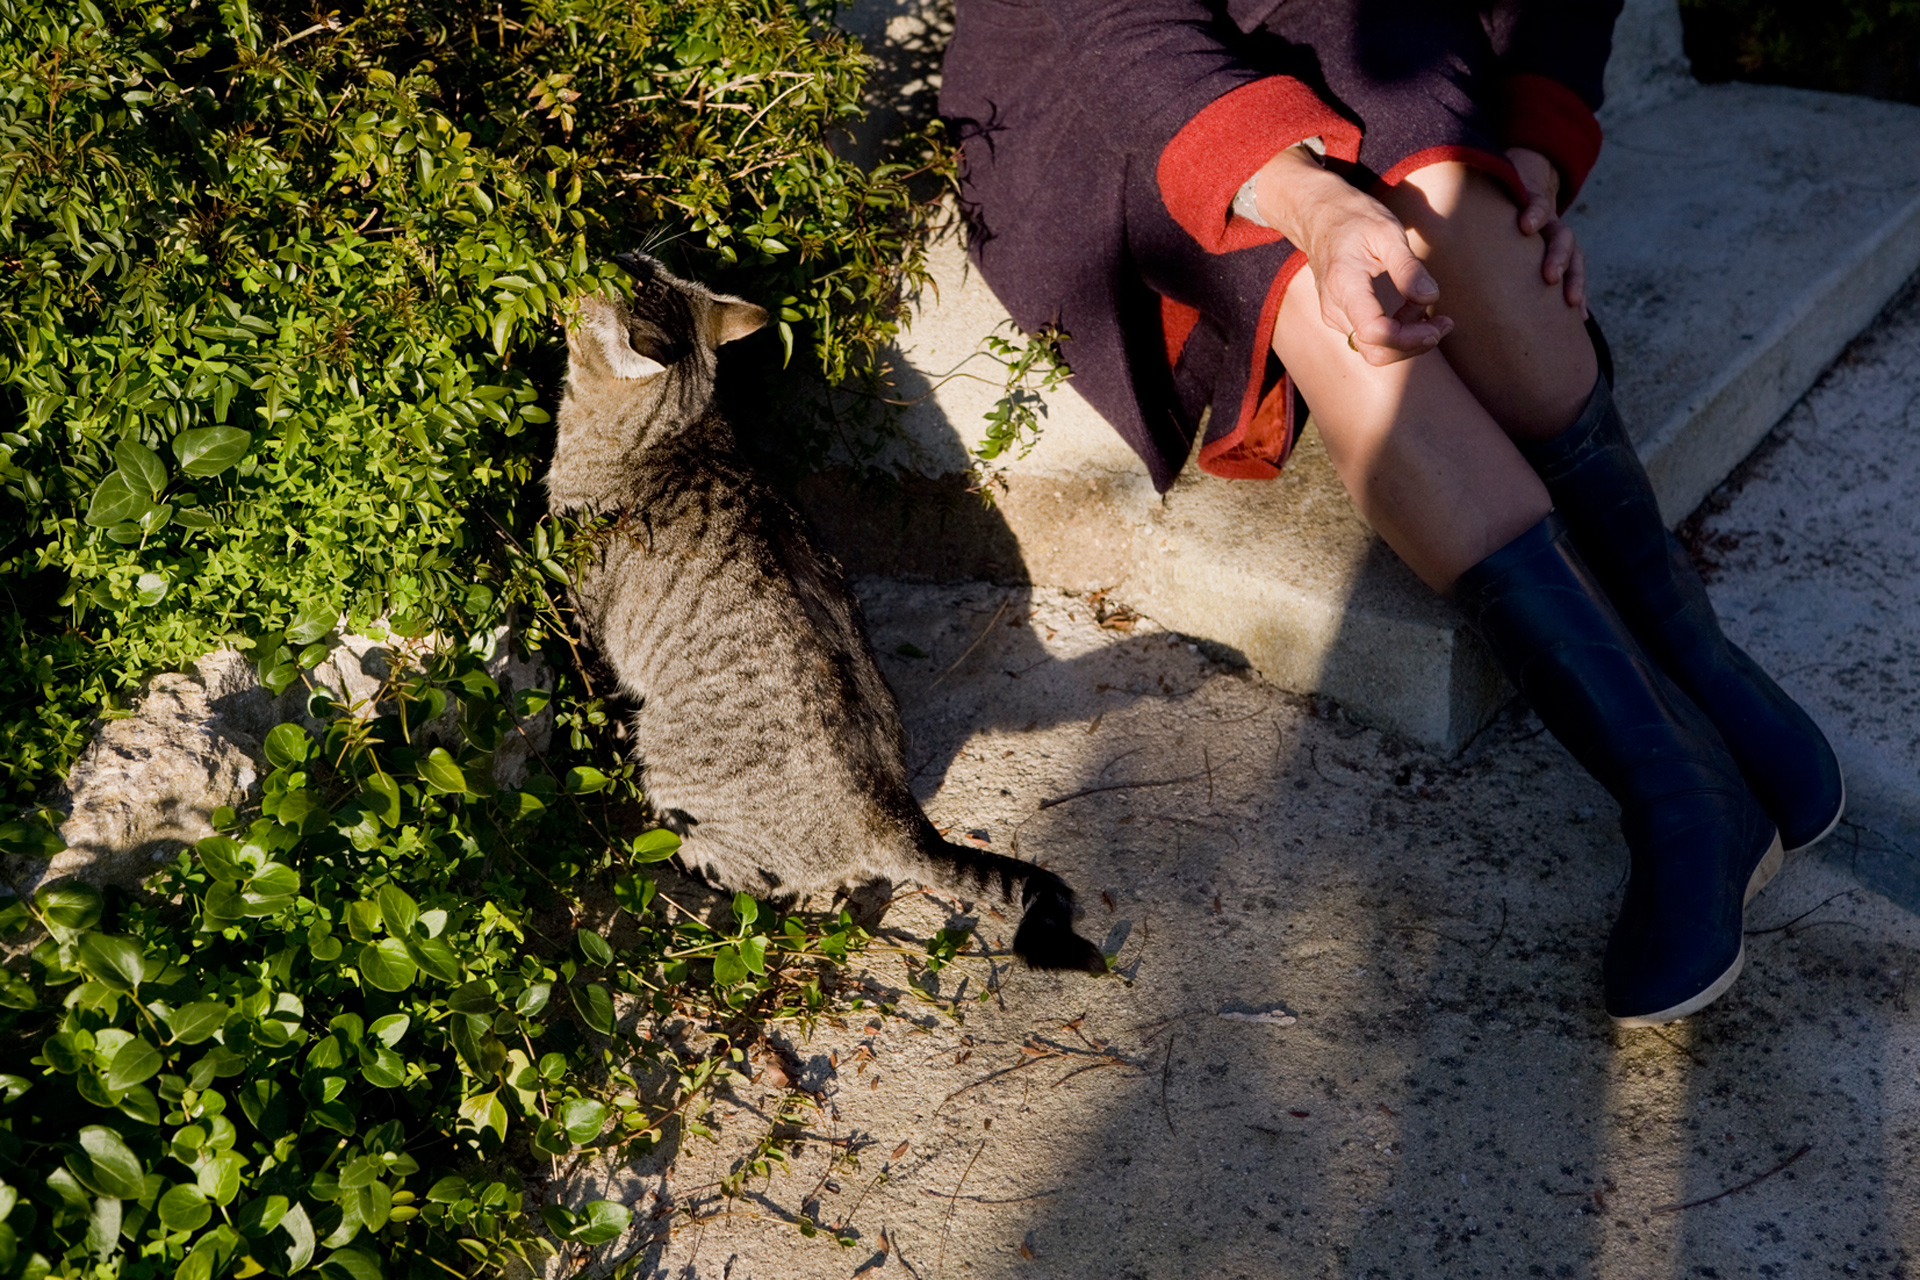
[{"left": 545, "top": 254, "right": 1104, "bottom": 972}]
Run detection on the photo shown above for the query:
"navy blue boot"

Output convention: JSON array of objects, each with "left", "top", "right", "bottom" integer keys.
[
  {"left": 1520, "top": 377, "right": 1844, "bottom": 854},
  {"left": 1455, "top": 516, "right": 1781, "bottom": 1025}
]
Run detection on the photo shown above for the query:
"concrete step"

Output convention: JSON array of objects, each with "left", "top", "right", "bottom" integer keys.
[{"left": 803, "top": 12, "right": 1920, "bottom": 752}]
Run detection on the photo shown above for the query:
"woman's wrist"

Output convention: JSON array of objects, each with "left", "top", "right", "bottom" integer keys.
[{"left": 1251, "top": 148, "right": 1374, "bottom": 259}]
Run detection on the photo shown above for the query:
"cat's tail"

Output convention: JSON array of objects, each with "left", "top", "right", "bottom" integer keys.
[{"left": 912, "top": 818, "right": 1107, "bottom": 973}]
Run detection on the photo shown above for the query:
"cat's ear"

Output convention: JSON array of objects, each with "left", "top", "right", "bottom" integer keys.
[
  {"left": 574, "top": 295, "right": 666, "bottom": 380},
  {"left": 711, "top": 296, "right": 768, "bottom": 346}
]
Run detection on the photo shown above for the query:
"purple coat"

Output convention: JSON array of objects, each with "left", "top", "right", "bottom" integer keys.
[{"left": 940, "top": 0, "right": 1622, "bottom": 491}]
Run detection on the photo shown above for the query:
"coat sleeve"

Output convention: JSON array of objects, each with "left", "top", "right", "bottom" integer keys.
[
  {"left": 1026, "top": 0, "right": 1363, "bottom": 253},
  {"left": 1487, "top": 0, "right": 1624, "bottom": 206}
]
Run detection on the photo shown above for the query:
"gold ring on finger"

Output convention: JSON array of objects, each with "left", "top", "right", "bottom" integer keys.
[{"left": 1346, "top": 330, "right": 1359, "bottom": 353}]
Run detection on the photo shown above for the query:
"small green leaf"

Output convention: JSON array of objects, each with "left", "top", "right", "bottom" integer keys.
[
  {"left": 449, "top": 981, "right": 494, "bottom": 1015},
  {"left": 576, "top": 929, "right": 613, "bottom": 966},
  {"left": 114, "top": 438, "right": 168, "bottom": 496},
  {"left": 134, "top": 571, "right": 170, "bottom": 606},
  {"left": 362, "top": 774, "right": 401, "bottom": 827},
  {"left": 571, "top": 983, "right": 614, "bottom": 1035},
  {"left": 237, "top": 1194, "right": 290, "bottom": 1237},
  {"left": 569, "top": 1200, "right": 631, "bottom": 1246},
  {"left": 281, "top": 1202, "right": 316, "bottom": 1272},
  {"left": 375, "top": 884, "right": 418, "bottom": 937},
  {"left": 712, "top": 944, "right": 748, "bottom": 986},
  {"left": 169, "top": 1002, "right": 229, "bottom": 1044},
  {"left": 77, "top": 934, "right": 145, "bottom": 992},
  {"left": 72, "top": 1125, "right": 145, "bottom": 1198},
  {"left": 358, "top": 939, "right": 416, "bottom": 992},
  {"left": 456, "top": 1090, "right": 507, "bottom": 1145},
  {"left": 85, "top": 471, "right": 153, "bottom": 527},
  {"left": 419, "top": 748, "right": 467, "bottom": 796},
  {"left": 35, "top": 881, "right": 99, "bottom": 931},
  {"left": 368, "top": 1014, "right": 409, "bottom": 1047},
  {"left": 320, "top": 1245, "right": 383, "bottom": 1280},
  {"left": 630, "top": 829, "right": 681, "bottom": 863},
  {"left": 308, "top": 924, "right": 344, "bottom": 961},
  {"left": 104, "top": 1037, "right": 163, "bottom": 1092},
  {"left": 423, "top": 1177, "right": 468, "bottom": 1204},
  {"left": 264, "top": 724, "right": 312, "bottom": 768},
  {"left": 196, "top": 835, "right": 244, "bottom": 883},
  {"left": 730, "top": 892, "right": 759, "bottom": 929},
  {"left": 564, "top": 765, "right": 608, "bottom": 794},
  {"left": 285, "top": 598, "right": 336, "bottom": 646},
  {"left": 559, "top": 1098, "right": 608, "bottom": 1145},
  {"left": 159, "top": 1183, "right": 213, "bottom": 1232},
  {"left": 172, "top": 426, "right": 252, "bottom": 477},
  {"left": 404, "top": 934, "right": 461, "bottom": 984}
]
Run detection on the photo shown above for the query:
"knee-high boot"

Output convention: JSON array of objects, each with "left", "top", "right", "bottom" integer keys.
[
  {"left": 1519, "top": 377, "right": 1845, "bottom": 854},
  {"left": 1454, "top": 515, "right": 1781, "bottom": 1024}
]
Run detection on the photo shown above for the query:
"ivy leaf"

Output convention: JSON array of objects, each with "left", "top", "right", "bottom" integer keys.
[
  {"left": 281, "top": 1202, "right": 317, "bottom": 1272},
  {"left": 564, "top": 765, "right": 608, "bottom": 794},
  {"left": 84, "top": 471, "right": 153, "bottom": 527},
  {"left": 285, "top": 598, "right": 336, "bottom": 647},
  {"left": 559, "top": 1098, "right": 607, "bottom": 1145},
  {"left": 576, "top": 929, "right": 613, "bottom": 967},
  {"left": 113, "top": 438, "right": 168, "bottom": 496},
  {"left": 358, "top": 939, "right": 416, "bottom": 992},
  {"left": 169, "top": 1002, "right": 230, "bottom": 1044},
  {"left": 419, "top": 748, "right": 467, "bottom": 796},
  {"left": 104, "top": 1036, "right": 163, "bottom": 1092},
  {"left": 172, "top": 426, "right": 253, "bottom": 477},
  {"left": 264, "top": 724, "right": 313, "bottom": 768},
  {"left": 712, "top": 944, "right": 748, "bottom": 986},
  {"left": 629, "top": 829, "right": 681, "bottom": 863},
  {"left": 159, "top": 1184, "right": 213, "bottom": 1232},
  {"left": 71, "top": 1125, "right": 145, "bottom": 1198},
  {"left": 571, "top": 983, "right": 614, "bottom": 1035},
  {"left": 456, "top": 1089, "right": 508, "bottom": 1145},
  {"left": 320, "top": 1245, "right": 383, "bottom": 1280},
  {"left": 569, "top": 1200, "right": 631, "bottom": 1246},
  {"left": 362, "top": 774, "right": 401, "bottom": 827},
  {"left": 196, "top": 835, "right": 244, "bottom": 883},
  {"left": 77, "top": 934, "right": 145, "bottom": 992},
  {"left": 35, "top": 881, "right": 99, "bottom": 932},
  {"left": 376, "top": 884, "right": 419, "bottom": 937},
  {"left": 404, "top": 934, "right": 461, "bottom": 984}
]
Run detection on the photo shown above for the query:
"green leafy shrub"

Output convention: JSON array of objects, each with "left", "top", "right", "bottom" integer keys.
[
  {"left": 1681, "top": 0, "right": 1920, "bottom": 103},
  {"left": 0, "top": 648, "right": 871, "bottom": 1280},
  {"left": 0, "top": 0, "right": 945, "bottom": 799}
]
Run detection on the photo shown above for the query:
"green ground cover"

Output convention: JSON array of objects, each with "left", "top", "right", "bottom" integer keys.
[{"left": 0, "top": 1, "right": 949, "bottom": 1275}]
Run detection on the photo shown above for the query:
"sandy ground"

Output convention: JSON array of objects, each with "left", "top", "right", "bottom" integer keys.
[{"left": 577, "top": 288, "right": 1920, "bottom": 1280}]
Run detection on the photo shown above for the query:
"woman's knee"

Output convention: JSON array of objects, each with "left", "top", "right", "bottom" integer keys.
[{"left": 1381, "top": 161, "right": 1597, "bottom": 437}]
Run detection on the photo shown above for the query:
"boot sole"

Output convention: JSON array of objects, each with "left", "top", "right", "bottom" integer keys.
[
  {"left": 1783, "top": 775, "right": 1847, "bottom": 857},
  {"left": 1612, "top": 829, "right": 1785, "bottom": 1028}
]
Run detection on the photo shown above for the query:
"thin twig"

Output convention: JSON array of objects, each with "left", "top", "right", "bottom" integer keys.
[
  {"left": 1038, "top": 774, "right": 1204, "bottom": 810},
  {"left": 927, "top": 597, "right": 1010, "bottom": 689},
  {"left": 937, "top": 1141, "right": 988, "bottom": 1278},
  {"left": 1746, "top": 890, "right": 1857, "bottom": 937},
  {"left": 1160, "top": 1036, "right": 1175, "bottom": 1135},
  {"left": 1652, "top": 1144, "right": 1811, "bottom": 1213},
  {"left": 919, "top": 1187, "right": 1058, "bottom": 1205}
]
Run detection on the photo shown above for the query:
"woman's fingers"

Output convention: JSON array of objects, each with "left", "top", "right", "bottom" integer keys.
[
  {"left": 1541, "top": 220, "right": 1575, "bottom": 285},
  {"left": 1566, "top": 242, "right": 1588, "bottom": 316},
  {"left": 1517, "top": 189, "right": 1555, "bottom": 238}
]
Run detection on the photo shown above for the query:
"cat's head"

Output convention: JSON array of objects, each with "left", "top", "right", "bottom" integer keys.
[{"left": 563, "top": 253, "right": 767, "bottom": 388}]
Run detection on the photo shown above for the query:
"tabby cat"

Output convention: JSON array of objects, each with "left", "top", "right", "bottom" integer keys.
[{"left": 544, "top": 252, "right": 1104, "bottom": 972}]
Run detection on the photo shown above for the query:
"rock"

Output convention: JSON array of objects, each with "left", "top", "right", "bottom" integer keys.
[
  {"left": 24, "top": 663, "right": 265, "bottom": 896},
  {"left": 23, "top": 628, "right": 555, "bottom": 895}
]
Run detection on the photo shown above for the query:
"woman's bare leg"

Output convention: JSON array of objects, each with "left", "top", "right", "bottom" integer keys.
[
  {"left": 1271, "top": 262, "right": 1550, "bottom": 593},
  {"left": 1381, "top": 162, "right": 1598, "bottom": 442}
]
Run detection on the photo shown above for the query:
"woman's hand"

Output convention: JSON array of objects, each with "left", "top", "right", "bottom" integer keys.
[
  {"left": 1250, "top": 146, "right": 1451, "bottom": 365},
  {"left": 1506, "top": 146, "right": 1587, "bottom": 318}
]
